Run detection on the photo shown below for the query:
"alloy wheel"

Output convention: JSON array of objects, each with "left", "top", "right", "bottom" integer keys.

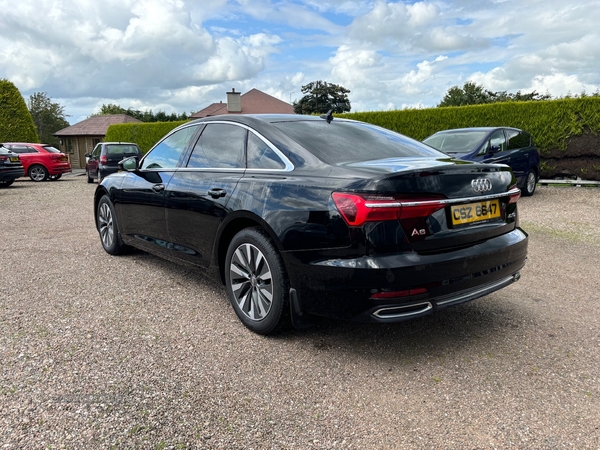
[
  {"left": 29, "top": 166, "right": 47, "bottom": 181},
  {"left": 526, "top": 171, "right": 536, "bottom": 195},
  {"left": 229, "top": 243, "right": 273, "bottom": 321},
  {"left": 98, "top": 202, "right": 115, "bottom": 249}
]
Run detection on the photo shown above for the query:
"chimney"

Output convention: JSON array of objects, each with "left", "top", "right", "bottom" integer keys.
[{"left": 226, "top": 88, "right": 241, "bottom": 113}]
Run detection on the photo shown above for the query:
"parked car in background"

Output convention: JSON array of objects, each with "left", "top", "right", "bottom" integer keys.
[
  {"left": 0, "top": 144, "right": 25, "bottom": 187},
  {"left": 85, "top": 142, "right": 143, "bottom": 183},
  {"left": 1, "top": 143, "right": 71, "bottom": 182},
  {"left": 93, "top": 114, "right": 528, "bottom": 335},
  {"left": 423, "top": 127, "right": 540, "bottom": 196}
]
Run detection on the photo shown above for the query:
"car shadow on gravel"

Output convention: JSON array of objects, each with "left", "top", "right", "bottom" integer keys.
[{"left": 133, "top": 248, "right": 528, "bottom": 361}]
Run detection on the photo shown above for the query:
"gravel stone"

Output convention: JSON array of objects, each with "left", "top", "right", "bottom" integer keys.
[{"left": 0, "top": 175, "right": 599, "bottom": 449}]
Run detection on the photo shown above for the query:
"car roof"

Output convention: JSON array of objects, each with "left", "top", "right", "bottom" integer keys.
[
  {"left": 101, "top": 142, "right": 139, "bottom": 145},
  {"left": 431, "top": 127, "right": 521, "bottom": 134},
  {"left": 190, "top": 113, "right": 340, "bottom": 126}
]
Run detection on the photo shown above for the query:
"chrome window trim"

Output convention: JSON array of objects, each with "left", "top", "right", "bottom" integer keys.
[{"left": 193, "top": 120, "right": 294, "bottom": 172}]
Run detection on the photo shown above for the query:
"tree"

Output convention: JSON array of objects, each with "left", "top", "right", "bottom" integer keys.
[
  {"left": 96, "top": 103, "right": 189, "bottom": 122},
  {"left": 28, "top": 92, "right": 70, "bottom": 146},
  {"left": 293, "top": 81, "right": 351, "bottom": 115},
  {"left": 438, "top": 81, "right": 553, "bottom": 107},
  {"left": 438, "top": 81, "right": 492, "bottom": 107},
  {"left": 0, "top": 79, "right": 39, "bottom": 142}
]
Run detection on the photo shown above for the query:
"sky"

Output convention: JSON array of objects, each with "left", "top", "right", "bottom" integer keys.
[{"left": 1, "top": 0, "right": 599, "bottom": 125}]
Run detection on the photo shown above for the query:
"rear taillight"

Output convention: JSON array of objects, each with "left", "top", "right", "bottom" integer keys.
[
  {"left": 508, "top": 186, "right": 521, "bottom": 204},
  {"left": 332, "top": 193, "right": 446, "bottom": 227},
  {"left": 100, "top": 155, "right": 108, "bottom": 165},
  {"left": 0, "top": 156, "right": 7, "bottom": 161}
]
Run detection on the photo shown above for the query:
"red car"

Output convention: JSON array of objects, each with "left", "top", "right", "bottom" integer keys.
[{"left": 1, "top": 143, "right": 72, "bottom": 181}]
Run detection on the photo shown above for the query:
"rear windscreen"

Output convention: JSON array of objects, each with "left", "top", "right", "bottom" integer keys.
[
  {"left": 272, "top": 120, "right": 443, "bottom": 164},
  {"left": 423, "top": 131, "right": 488, "bottom": 153},
  {"left": 106, "top": 145, "right": 141, "bottom": 157}
]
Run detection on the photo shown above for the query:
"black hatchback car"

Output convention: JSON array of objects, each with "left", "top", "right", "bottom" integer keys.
[
  {"left": 85, "top": 142, "right": 143, "bottom": 183},
  {"left": 423, "top": 127, "right": 540, "bottom": 196},
  {"left": 93, "top": 115, "right": 528, "bottom": 335},
  {"left": 0, "top": 144, "right": 25, "bottom": 187}
]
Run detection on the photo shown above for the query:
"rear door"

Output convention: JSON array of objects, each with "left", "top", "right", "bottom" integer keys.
[
  {"left": 504, "top": 129, "right": 533, "bottom": 183},
  {"left": 87, "top": 144, "right": 101, "bottom": 176},
  {"left": 165, "top": 122, "right": 247, "bottom": 266}
]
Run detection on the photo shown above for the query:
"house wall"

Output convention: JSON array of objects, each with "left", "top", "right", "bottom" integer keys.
[{"left": 59, "top": 136, "right": 103, "bottom": 169}]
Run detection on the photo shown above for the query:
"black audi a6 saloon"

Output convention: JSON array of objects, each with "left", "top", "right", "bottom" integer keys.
[{"left": 93, "top": 114, "right": 528, "bottom": 335}]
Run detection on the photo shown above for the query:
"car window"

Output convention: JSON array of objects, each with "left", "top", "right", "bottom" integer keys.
[
  {"left": 424, "top": 131, "right": 488, "bottom": 154},
  {"left": 488, "top": 130, "right": 507, "bottom": 152},
  {"left": 42, "top": 146, "right": 61, "bottom": 153},
  {"left": 141, "top": 125, "right": 198, "bottom": 170},
  {"left": 273, "top": 120, "right": 442, "bottom": 164},
  {"left": 247, "top": 132, "right": 286, "bottom": 170},
  {"left": 92, "top": 145, "right": 102, "bottom": 157},
  {"left": 507, "top": 130, "right": 531, "bottom": 150},
  {"left": 106, "top": 145, "right": 141, "bottom": 156},
  {"left": 187, "top": 123, "right": 246, "bottom": 169},
  {"left": 8, "top": 145, "right": 38, "bottom": 154}
]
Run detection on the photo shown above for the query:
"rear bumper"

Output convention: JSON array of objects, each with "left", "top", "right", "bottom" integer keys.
[
  {"left": 0, "top": 167, "right": 25, "bottom": 181},
  {"left": 48, "top": 164, "right": 72, "bottom": 175},
  {"left": 284, "top": 228, "right": 528, "bottom": 322},
  {"left": 98, "top": 166, "right": 119, "bottom": 178}
]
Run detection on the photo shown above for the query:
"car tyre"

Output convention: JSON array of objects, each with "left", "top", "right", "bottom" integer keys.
[
  {"left": 48, "top": 174, "right": 62, "bottom": 181},
  {"left": 225, "top": 227, "right": 290, "bottom": 335},
  {"left": 523, "top": 170, "right": 537, "bottom": 196},
  {"left": 97, "top": 195, "right": 128, "bottom": 255},
  {"left": 0, "top": 180, "right": 14, "bottom": 187},
  {"left": 29, "top": 165, "right": 48, "bottom": 182},
  {"left": 87, "top": 170, "right": 94, "bottom": 184}
]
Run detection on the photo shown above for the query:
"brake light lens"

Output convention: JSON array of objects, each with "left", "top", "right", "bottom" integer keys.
[
  {"left": 332, "top": 193, "right": 446, "bottom": 227},
  {"left": 0, "top": 156, "right": 7, "bottom": 161},
  {"left": 508, "top": 186, "right": 521, "bottom": 204},
  {"left": 100, "top": 155, "right": 108, "bottom": 165}
]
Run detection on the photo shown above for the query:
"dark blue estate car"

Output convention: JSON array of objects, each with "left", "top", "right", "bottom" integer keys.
[{"left": 423, "top": 127, "right": 540, "bottom": 196}]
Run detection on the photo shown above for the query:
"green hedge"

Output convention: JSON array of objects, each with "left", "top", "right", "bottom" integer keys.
[
  {"left": 105, "top": 120, "right": 188, "bottom": 153},
  {"left": 0, "top": 79, "right": 39, "bottom": 143},
  {"left": 339, "top": 97, "right": 600, "bottom": 156}
]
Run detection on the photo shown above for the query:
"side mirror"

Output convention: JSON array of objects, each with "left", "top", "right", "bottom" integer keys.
[
  {"left": 84, "top": 153, "right": 91, "bottom": 158},
  {"left": 119, "top": 156, "right": 139, "bottom": 172},
  {"left": 489, "top": 145, "right": 501, "bottom": 154}
]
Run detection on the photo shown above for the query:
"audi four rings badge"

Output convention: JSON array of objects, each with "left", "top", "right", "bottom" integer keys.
[{"left": 471, "top": 178, "right": 492, "bottom": 192}]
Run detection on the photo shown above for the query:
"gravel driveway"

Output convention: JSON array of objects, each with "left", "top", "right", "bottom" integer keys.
[{"left": 1, "top": 175, "right": 599, "bottom": 449}]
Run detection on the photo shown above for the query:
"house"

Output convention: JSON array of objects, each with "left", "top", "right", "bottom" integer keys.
[
  {"left": 54, "top": 114, "right": 141, "bottom": 169},
  {"left": 190, "top": 88, "right": 295, "bottom": 118}
]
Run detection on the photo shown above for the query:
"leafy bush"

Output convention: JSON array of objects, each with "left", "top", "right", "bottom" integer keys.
[
  {"left": 0, "top": 79, "right": 39, "bottom": 143},
  {"left": 340, "top": 97, "right": 600, "bottom": 156},
  {"left": 105, "top": 120, "right": 188, "bottom": 153}
]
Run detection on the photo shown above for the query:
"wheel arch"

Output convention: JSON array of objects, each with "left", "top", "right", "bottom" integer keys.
[
  {"left": 93, "top": 186, "right": 111, "bottom": 229},
  {"left": 214, "top": 212, "right": 284, "bottom": 285}
]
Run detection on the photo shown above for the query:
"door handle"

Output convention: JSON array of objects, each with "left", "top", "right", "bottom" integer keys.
[
  {"left": 152, "top": 184, "right": 165, "bottom": 193},
  {"left": 208, "top": 188, "right": 227, "bottom": 199}
]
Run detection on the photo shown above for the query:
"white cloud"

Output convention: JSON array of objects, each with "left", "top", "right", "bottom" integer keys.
[{"left": 0, "top": 0, "right": 599, "bottom": 122}]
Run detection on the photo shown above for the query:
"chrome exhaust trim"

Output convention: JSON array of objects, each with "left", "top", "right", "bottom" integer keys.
[
  {"left": 437, "top": 273, "right": 519, "bottom": 306},
  {"left": 373, "top": 302, "right": 433, "bottom": 319}
]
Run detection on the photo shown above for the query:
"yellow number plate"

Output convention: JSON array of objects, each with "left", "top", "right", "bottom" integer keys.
[{"left": 451, "top": 199, "right": 501, "bottom": 225}]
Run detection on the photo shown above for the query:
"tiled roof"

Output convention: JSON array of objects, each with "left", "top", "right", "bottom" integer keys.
[
  {"left": 191, "top": 88, "right": 295, "bottom": 118},
  {"left": 54, "top": 114, "right": 142, "bottom": 136}
]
